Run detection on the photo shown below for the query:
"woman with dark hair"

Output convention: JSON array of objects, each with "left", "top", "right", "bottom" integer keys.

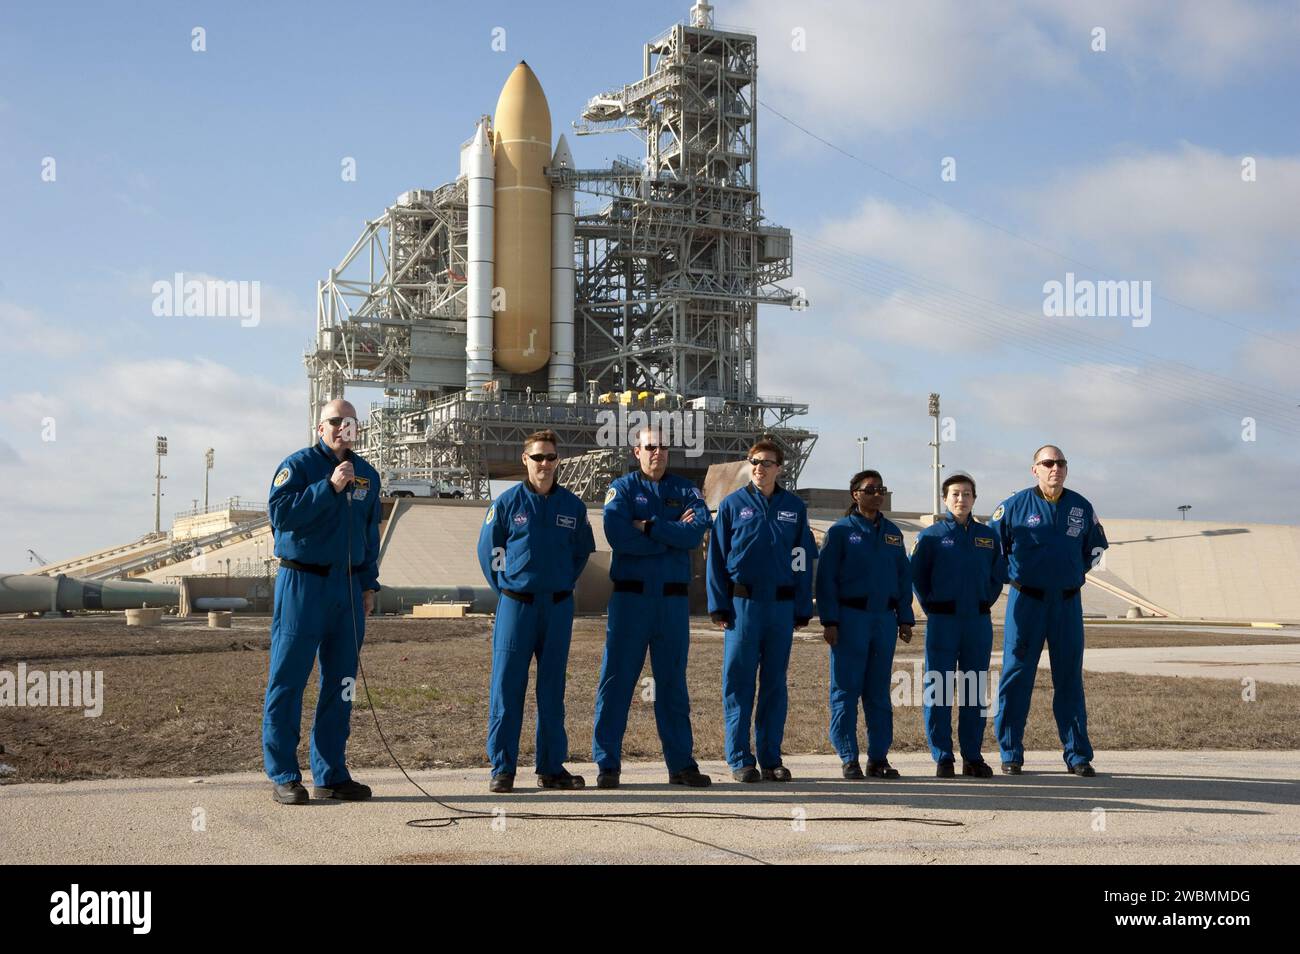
[{"left": 814, "top": 469, "right": 915, "bottom": 779}]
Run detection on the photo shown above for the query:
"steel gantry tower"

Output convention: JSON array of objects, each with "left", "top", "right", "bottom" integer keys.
[{"left": 305, "top": 2, "right": 816, "bottom": 500}]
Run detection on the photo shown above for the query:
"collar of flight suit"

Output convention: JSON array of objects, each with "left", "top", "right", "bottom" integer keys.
[
  {"left": 522, "top": 477, "right": 561, "bottom": 496},
  {"left": 1034, "top": 485, "right": 1064, "bottom": 504},
  {"left": 314, "top": 438, "right": 346, "bottom": 464},
  {"left": 942, "top": 509, "right": 974, "bottom": 530},
  {"left": 851, "top": 507, "right": 882, "bottom": 529},
  {"left": 747, "top": 480, "right": 784, "bottom": 502}
]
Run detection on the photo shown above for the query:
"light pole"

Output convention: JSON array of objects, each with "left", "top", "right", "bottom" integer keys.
[
  {"left": 856, "top": 436, "right": 868, "bottom": 471},
  {"left": 204, "top": 448, "right": 214, "bottom": 512},
  {"left": 1178, "top": 505, "right": 1191, "bottom": 521},
  {"left": 154, "top": 436, "right": 168, "bottom": 534},
  {"left": 928, "top": 393, "right": 941, "bottom": 517}
]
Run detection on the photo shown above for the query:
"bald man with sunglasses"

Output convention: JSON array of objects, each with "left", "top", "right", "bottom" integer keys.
[
  {"left": 592, "top": 426, "right": 714, "bottom": 789},
  {"left": 988, "top": 445, "right": 1108, "bottom": 777},
  {"left": 262, "top": 399, "right": 381, "bottom": 805}
]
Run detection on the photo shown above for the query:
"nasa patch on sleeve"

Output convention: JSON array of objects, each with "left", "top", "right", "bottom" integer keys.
[
  {"left": 273, "top": 467, "right": 291, "bottom": 487},
  {"left": 485, "top": 505, "right": 495, "bottom": 525},
  {"left": 604, "top": 488, "right": 617, "bottom": 505},
  {"left": 991, "top": 504, "right": 1004, "bottom": 521}
]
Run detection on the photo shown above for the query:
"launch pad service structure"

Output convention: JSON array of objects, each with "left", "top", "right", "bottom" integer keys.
[{"left": 306, "top": 2, "right": 814, "bottom": 500}]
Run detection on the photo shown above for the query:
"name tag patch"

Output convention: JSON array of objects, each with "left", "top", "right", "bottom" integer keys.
[
  {"left": 975, "top": 537, "right": 994, "bottom": 549},
  {"left": 777, "top": 510, "right": 797, "bottom": 523},
  {"left": 885, "top": 534, "right": 902, "bottom": 546},
  {"left": 556, "top": 514, "right": 577, "bottom": 529}
]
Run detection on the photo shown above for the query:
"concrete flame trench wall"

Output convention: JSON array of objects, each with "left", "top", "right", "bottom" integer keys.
[{"left": 376, "top": 500, "right": 1300, "bottom": 622}]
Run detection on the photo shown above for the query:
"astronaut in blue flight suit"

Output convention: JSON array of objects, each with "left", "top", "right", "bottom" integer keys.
[
  {"left": 707, "top": 438, "right": 816, "bottom": 783},
  {"left": 910, "top": 471, "right": 1004, "bottom": 778},
  {"left": 477, "top": 429, "right": 595, "bottom": 794},
  {"left": 263, "top": 399, "right": 381, "bottom": 805},
  {"left": 592, "top": 425, "right": 713, "bottom": 789},
  {"left": 814, "top": 469, "right": 914, "bottom": 779},
  {"left": 989, "top": 445, "right": 1108, "bottom": 777}
]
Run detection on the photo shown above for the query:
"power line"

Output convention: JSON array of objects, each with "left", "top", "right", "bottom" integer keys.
[{"left": 791, "top": 242, "right": 1300, "bottom": 438}]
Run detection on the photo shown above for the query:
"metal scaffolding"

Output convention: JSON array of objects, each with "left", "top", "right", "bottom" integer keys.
[{"left": 304, "top": 4, "right": 816, "bottom": 500}]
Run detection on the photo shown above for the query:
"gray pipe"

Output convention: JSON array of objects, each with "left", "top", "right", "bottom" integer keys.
[
  {"left": 0, "top": 573, "right": 179, "bottom": 614},
  {"left": 2, "top": 574, "right": 497, "bottom": 617}
]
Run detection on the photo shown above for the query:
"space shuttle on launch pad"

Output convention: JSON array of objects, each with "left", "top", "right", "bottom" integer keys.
[{"left": 464, "top": 61, "right": 576, "bottom": 399}]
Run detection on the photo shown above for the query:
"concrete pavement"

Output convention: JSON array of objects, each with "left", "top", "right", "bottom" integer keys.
[
  {"left": 3, "top": 751, "right": 1297, "bottom": 864},
  {"left": 1055, "top": 643, "right": 1300, "bottom": 686}
]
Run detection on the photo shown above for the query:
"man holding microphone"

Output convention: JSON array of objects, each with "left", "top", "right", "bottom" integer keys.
[{"left": 263, "top": 399, "right": 381, "bottom": 805}]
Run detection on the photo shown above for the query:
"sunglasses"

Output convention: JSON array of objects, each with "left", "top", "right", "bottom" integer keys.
[
  {"left": 854, "top": 486, "right": 887, "bottom": 495},
  {"left": 322, "top": 416, "right": 356, "bottom": 428},
  {"left": 749, "top": 458, "right": 780, "bottom": 468},
  {"left": 640, "top": 444, "right": 667, "bottom": 453},
  {"left": 527, "top": 453, "right": 558, "bottom": 463},
  {"left": 1035, "top": 459, "right": 1068, "bottom": 469}
]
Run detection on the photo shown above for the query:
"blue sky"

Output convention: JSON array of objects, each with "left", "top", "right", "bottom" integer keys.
[{"left": 2, "top": 0, "right": 1298, "bottom": 572}]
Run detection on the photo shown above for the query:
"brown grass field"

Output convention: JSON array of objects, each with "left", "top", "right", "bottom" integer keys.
[{"left": 2, "top": 615, "right": 1296, "bottom": 784}]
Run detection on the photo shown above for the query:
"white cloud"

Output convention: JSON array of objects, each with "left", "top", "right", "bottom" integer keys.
[
  {"left": 0, "top": 359, "right": 305, "bottom": 572},
  {"left": 733, "top": 0, "right": 1300, "bottom": 136},
  {"left": 1024, "top": 144, "right": 1300, "bottom": 315},
  {"left": 733, "top": 0, "right": 1078, "bottom": 135},
  {"left": 0, "top": 301, "right": 87, "bottom": 355},
  {"left": 1043, "top": 0, "right": 1300, "bottom": 85}
]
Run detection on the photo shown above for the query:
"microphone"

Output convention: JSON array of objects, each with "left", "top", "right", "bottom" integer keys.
[{"left": 343, "top": 448, "right": 355, "bottom": 502}]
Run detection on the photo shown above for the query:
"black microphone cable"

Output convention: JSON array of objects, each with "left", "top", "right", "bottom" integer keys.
[{"left": 343, "top": 472, "right": 963, "bottom": 865}]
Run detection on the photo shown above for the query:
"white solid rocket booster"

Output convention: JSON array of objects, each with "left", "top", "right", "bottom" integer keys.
[
  {"left": 466, "top": 118, "right": 495, "bottom": 396},
  {"left": 549, "top": 134, "right": 576, "bottom": 397}
]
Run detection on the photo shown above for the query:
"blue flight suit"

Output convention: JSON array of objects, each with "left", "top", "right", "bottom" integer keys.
[
  {"left": 910, "top": 512, "right": 1005, "bottom": 764},
  {"left": 989, "top": 486, "right": 1108, "bottom": 768},
  {"left": 815, "top": 511, "right": 914, "bottom": 765},
  {"left": 477, "top": 480, "right": 595, "bottom": 777},
  {"left": 707, "top": 483, "right": 816, "bottom": 771},
  {"left": 263, "top": 439, "right": 381, "bottom": 787},
  {"left": 592, "top": 471, "right": 711, "bottom": 775}
]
